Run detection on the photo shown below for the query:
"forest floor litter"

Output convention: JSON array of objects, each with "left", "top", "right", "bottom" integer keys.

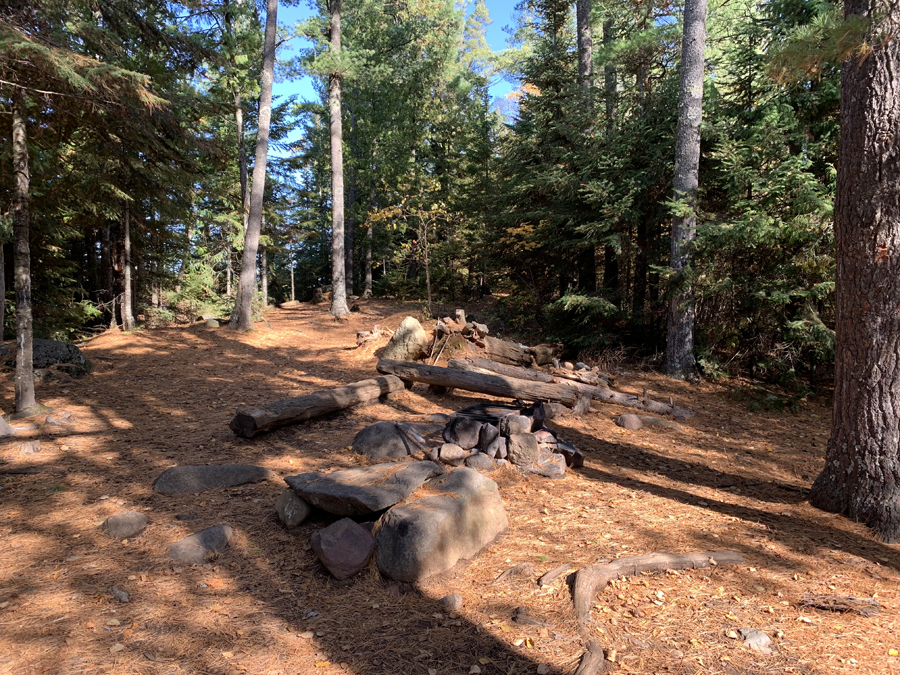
[{"left": 0, "top": 298, "right": 896, "bottom": 675}]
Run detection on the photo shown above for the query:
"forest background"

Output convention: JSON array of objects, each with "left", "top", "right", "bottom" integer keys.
[{"left": 0, "top": 0, "right": 839, "bottom": 394}]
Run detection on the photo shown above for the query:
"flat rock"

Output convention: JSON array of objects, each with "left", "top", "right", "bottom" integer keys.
[
  {"left": 499, "top": 415, "right": 532, "bottom": 437},
  {"left": 168, "top": 525, "right": 233, "bottom": 564},
  {"left": 310, "top": 518, "right": 375, "bottom": 580},
  {"left": 443, "top": 416, "right": 483, "bottom": 450},
  {"left": 382, "top": 316, "right": 430, "bottom": 361},
  {"left": 153, "top": 464, "right": 274, "bottom": 494},
  {"left": 506, "top": 433, "right": 539, "bottom": 467},
  {"left": 466, "top": 453, "right": 495, "bottom": 471},
  {"left": 352, "top": 422, "right": 413, "bottom": 460},
  {"left": 616, "top": 414, "right": 643, "bottom": 431},
  {"left": 275, "top": 488, "right": 312, "bottom": 528},
  {"left": 17, "top": 440, "right": 41, "bottom": 456},
  {"left": 524, "top": 448, "right": 567, "bottom": 479},
  {"left": 285, "top": 461, "right": 444, "bottom": 517},
  {"left": 100, "top": 511, "right": 149, "bottom": 539},
  {"left": 638, "top": 415, "right": 683, "bottom": 431},
  {"left": 374, "top": 467, "right": 508, "bottom": 582},
  {"left": 45, "top": 411, "right": 74, "bottom": 427}
]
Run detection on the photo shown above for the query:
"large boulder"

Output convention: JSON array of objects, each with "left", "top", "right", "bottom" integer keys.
[
  {"left": 284, "top": 461, "right": 443, "bottom": 518},
  {"left": 310, "top": 518, "right": 375, "bottom": 580},
  {"left": 374, "top": 467, "right": 508, "bottom": 582},
  {"left": 5, "top": 338, "right": 86, "bottom": 369},
  {"left": 382, "top": 316, "right": 430, "bottom": 361},
  {"left": 351, "top": 421, "right": 414, "bottom": 460},
  {"left": 153, "top": 464, "right": 274, "bottom": 494}
]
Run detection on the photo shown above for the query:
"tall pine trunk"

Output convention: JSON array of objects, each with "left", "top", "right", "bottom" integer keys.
[
  {"left": 666, "top": 0, "right": 706, "bottom": 381},
  {"left": 122, "top": 205, "right": 135, "bottom": 330},
  {"left": 329, "top": 0, "right": 350, "bottom": 317},
  {"left": 230, "top": 0, "right": 277, "bottom": 330},
  {"left": 809, "top": 0, "right": 900, "bottom": 542},
  {"left": 11, "top": 89, "right": 35, "bottom": 412},
  {"left": 260, "top": 243, "right": 268, "bottom": 307}
]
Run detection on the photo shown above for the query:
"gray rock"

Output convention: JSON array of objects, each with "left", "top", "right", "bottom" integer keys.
[
  {"left": 0, "top": 417, "right": 14, "bottom": 439},
  {"left": 576, "top": 362, "right": 591, "bottom": 371},
  {"left": 555, "top": 440, "right": 584, "bottom": 468},
  {"left": 100, "top": 511, "right": 149, "bottom": 539},
  {"left": 523, "top": 448, "right": 567, "bottom": 479},
  {"left": 205, "top": 319, "right": 220, "bottom": 328},
  {"left": 6, "top": 338, "right": 85, "bottom": 369},
  {"left": 616, "top": 414, "right": 644, "bottom": 431},
  {"left": 374, "top": 467, "right": 508, "bottom": 582},
  {"left": 478, "top": 423, "right": 500, "bottom": 454},
  {"left": 638, "top": 415, "right": 683, "bottom": 431},
  {"left": 310, "top": 518, "right": 375, "bottom": 580},
  {"left": 111, "top": 586, "right": 130, "bottom": 603},
  {"left": 439, "top": 443, "right": 468, "bottom": 467},
  {"left": 499, "top": 415, "right": 532, "bottom": 437},
  {"left": 465, "top": 453, "right": 495, "bottom": 471},
  {"left": 45, "top": 411, "right": 74, "bottom": 427},
  {"left": 153, "top": 464, "right": 274, "bottom": 494},
  {"left": 506, "top": 433, "right": 540, "bottom": 467},
  {"left": 285, "top": 461, "right": 444, "bottom": 518},
  {"left": 496, "top": 437, "right": 508, "bottom": 459},
  {"left": 275, "top": 488, "right": 312, "bottom": 528},
  {"left": 443, "top": 417, "right": 483, "bottom": 450},
  {"left": 382, "top": 316, "right": 430, "bottom": 361},
  {"left": 351, "top": 422, "right": 413, "bottom": 460},
  {"left": 34, "top": 369, "right": 59, "bottom": 384},
  {"left": 439, "top": 593, "right": 463, "bottom": 611},
  {"left": 428, "top": 413, "right": 451, "bottom": 424},
  {"left": 168, "top": 525, "right": 233, "bottom": 564},
  {"left": 533, "top": 429, "right": 557, "bottom": 444},
  {"left": 17, "top": 440, "right": 41, "bottom": 456},
  {"left": 739, "top": 628, "right": 773, "bottom": 655}
]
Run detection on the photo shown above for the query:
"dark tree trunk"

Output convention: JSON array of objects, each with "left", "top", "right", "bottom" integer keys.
[
  {"left": 603, "top": 19, "right": 616, "bottom": 125},
  {"left": 329, "top": 0, "right": 350, "bottom": 317},
  {"left": 666, "top": 0, "right": 706, "bottom": 381},
  {"left": 122, "top": 205, "right": 135, "bottom": 330},
  {"left": 345, "top": 179, "right": 356, "bottom": 296},
  {"left": 633, "top": 219, "right": 648, "bottom": 317},
  {"left": 230, "top": 0, "right": 277, "bottom": 330},
  {"left": 0, "top": 239, "right": 5, "bottom": 342},
  {"left": 11, "top": 89, "right": 35, "bottom": 412},
  {"left": 578, "top": 247, "right": 596, "bottom": 292},
  {"left": 809, "top": 0, "right": 900, "bottom": 542}
]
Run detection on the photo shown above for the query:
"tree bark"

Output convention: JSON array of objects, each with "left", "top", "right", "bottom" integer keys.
[
  {"left": 809, "top": 0, "right": 900, "bottom": 542},
  {"left": 11, "top": 89, "right": 35, "bottom": 412},
  {"left": 329, "top": 0, "right": 350, "bottom": 317},
  {"left": 229, "top": 0, "right": 277, "bottom": 330},
  {"left": 666, "top": 0, "right": 706, "bottom": 381},
  {"left": 576, "top": 0, "right": 593, "bottom": 101},
  {"left": 260, "top": 243, "right": 268, "bottom": 308},
  {"left": 122, "top": 205, "right": 135, "bottom": 330},
  {"left": 376, "top": 359, "right": 582, "bottom": 407},
  {"left": 0, "top": 240, "right": 6, "bottom": 342},
  {"left": 230, "top": 375, "right": 406, "bottom": 437}
]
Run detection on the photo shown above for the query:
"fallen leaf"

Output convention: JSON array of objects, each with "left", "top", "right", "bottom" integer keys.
[
  {"left": 221, "top": 651, "right": 233, "bottom": 659},
  {"left": 469, "top": 666, "right": 482, "bottom": 674},
  {"left": 890, "top": 649, "right": 899, "bottom": 656},
  {"left": 479, "top": 657, "right": 492, "bottom": 664}
]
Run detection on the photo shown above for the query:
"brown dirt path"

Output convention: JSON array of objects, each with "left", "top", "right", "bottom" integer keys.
[{"left": 0, "top": 298, "right": 897, "bottom": 675}]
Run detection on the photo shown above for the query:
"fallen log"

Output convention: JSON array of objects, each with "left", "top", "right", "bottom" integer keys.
[
  {"left": 229, "top": 375, "right": 407, "bottom": 438},
  {"left": 482, "top": 336, "right": 534, "bottom": 366},
  {"left": 375, "top": 359, "right": 581, "bottom": 407},
  {"left": 449, "top": 357, "right": 694, "bottom": 418},
  {"left": 573, "top": 550, "right": 744, "bottom": 624}
]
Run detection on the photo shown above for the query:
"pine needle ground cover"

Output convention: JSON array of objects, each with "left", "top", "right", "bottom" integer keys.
[{"left": 0, "top": 299, "right": 894, "bottom": 675}]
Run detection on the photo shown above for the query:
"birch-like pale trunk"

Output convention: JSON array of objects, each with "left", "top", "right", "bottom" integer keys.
[{"left": 329, "top": 0, "right": 350, "bottom": 317}]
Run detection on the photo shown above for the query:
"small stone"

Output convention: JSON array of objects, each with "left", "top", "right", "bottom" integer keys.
[
  {"left": 100, "top": 512, "right": 149, "bottom": 539},
  {"left": 616, "top": 414, "right": 643, "bottom": 431},
  {"left": 205, "top": 319, "right": 220, "bottom": 328},
  {"left": 739, "top": 628, "right": 773, "bottom": 655},
  {"left": 533, "top": 429, "right": 556, "bottom": 444},
  {"left": 478, "top": 423, "right": 500, "bottom": 454},
  {"left": 17, "top": 440, "right": 41, "bottom": 456},
  {"left": 110, "top": 643, "right": 124, "bottom": 653},
  {"left": 310, "top": 518, "right": 375, "bottom": 580},
  {"left": 465, "top": 453, "right": 495, "bottom": 471},
  {"left": 168, "top": 525, "right": 234, "bottom": 564},
  {"left": 275, "top": 488, "right": 312, "bottom": 529},
  {"left": 439, "top": 593, "right": 463, "bottom": 611},
  {"left": 537, "top": 665, "right": 550, "bottom": 675},
  {"left": 45, "top": 411, "right": 74, "bottom": 427},
  {"left": 575, "top": 362, "right": 591, "bottom": 371},
  {"left": 439, "top": 443, "right": 468, "bottom": 466},
  {"left": 110, "top": 586, "right": 130, "bottom": 603},
  {"left": 524, "top": 449, "right": 566, "bottom": 479},
  {"left": 496, "top": 437, "right": 508, "bottom": 459},
  {"left": 153, "top": 464, "right": 274, "bottom": 494}
]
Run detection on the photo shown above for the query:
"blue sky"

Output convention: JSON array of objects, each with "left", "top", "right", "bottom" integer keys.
[{"left": 274, "top": 1, "right": 520, "bottom": 109}]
